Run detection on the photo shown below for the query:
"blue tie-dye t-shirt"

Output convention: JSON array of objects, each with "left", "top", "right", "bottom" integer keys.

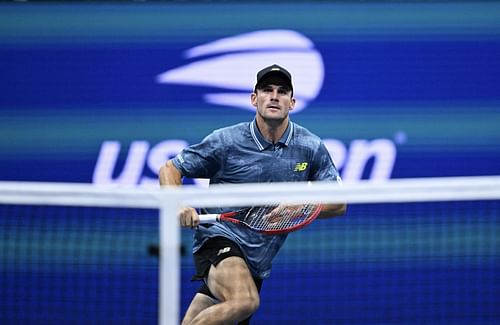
[{"left": 172, "top": 119, "right": 341, "bottom": 278}]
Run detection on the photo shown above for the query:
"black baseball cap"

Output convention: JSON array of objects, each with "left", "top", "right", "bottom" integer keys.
[{"left": 254, "top": 64, "right": 293, "bottom": 94}]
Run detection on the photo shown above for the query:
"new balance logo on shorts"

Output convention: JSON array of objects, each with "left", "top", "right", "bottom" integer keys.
[{"left": 217, "top": 247, "right": 231, "bottom": 256}]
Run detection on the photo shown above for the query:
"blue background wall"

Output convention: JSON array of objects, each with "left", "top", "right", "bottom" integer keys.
[{"left": 1, "top": 2, "right": 499, "bottom": 324}]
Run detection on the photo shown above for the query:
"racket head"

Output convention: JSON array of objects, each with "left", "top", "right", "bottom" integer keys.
[{"left": 219, "top": 204, "right": 322, "bottom": 234}]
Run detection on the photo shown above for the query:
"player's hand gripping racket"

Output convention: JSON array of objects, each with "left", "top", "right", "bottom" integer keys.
[{"left": 198, "top": 203, "right": 322, "bottom": 235}]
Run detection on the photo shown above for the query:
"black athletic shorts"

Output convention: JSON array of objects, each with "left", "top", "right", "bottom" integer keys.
[
  {"left": 192, "top": 237, "right": 263, "bottom": 325},
  {"left": 192, "top": 236, "right": 246, "bottom": 281},
  {"left": 192, "top": 236, "right": 263, "bottom": 292}
]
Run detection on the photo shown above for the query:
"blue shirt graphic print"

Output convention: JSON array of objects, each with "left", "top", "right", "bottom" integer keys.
[{"left": 172, "top": 119, "right": 341, "bottom": 278}]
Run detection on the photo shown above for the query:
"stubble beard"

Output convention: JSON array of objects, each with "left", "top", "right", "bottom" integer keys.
[{"left": 257, "top": 106, "right": 288, "bottom": 128}]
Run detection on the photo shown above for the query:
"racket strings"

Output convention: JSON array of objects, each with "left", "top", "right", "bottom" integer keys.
[{"left": 244, "top": 205, "right": 314, "bottom": 231}]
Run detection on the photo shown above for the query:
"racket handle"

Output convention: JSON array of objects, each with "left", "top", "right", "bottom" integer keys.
[{"left": 198, "top": 214, "right": 219, "bottom": 223}]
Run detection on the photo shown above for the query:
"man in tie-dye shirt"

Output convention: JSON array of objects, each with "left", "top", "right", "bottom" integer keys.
[{"left": 159, "top": 64, "right": 346, "bottom": 325}]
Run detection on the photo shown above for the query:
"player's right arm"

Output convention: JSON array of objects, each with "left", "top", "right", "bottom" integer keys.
[
  {"left": 159, "top": 160, "right": 182, "bottom": 186},
  {"left": 158, "top": 160, "right": 200, "bottom": 228}
]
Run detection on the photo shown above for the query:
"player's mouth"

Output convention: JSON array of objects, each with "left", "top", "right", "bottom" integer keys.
[{"left": 267, "top": 105, "right": 281, "bottom": 111}]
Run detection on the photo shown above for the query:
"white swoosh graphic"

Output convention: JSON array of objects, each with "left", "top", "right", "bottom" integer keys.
[
  {"left": 185, "top": 29, "right": 314, "bottom": 58},
  {"left": 156, "top": 30, "right": 324, "bottom": 113}
]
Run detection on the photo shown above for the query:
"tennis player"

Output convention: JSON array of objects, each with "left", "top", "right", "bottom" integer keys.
[{"left": 159, "top": 64, "right": 346, "bottom": 325}]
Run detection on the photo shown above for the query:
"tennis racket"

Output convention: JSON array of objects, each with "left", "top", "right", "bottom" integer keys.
[{"left": 198, "top": 203, "right": 322, "bottom": 235}]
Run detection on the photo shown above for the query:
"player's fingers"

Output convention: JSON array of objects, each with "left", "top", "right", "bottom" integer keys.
[
  {"left": 265, "top": 208, "right": 281, "bottom": 223},
  {"left": 187, "top": 208, "right": 200, "bottom": 228},
  {"left": 190, "top": 209, "right": 200, "bottom": 228},
  {"left": 178, "top": 209, "right": 188, "bottom": 227},
  {"left": 185, "top": 208, "right": 199, "bottom": 228},
  {"left": 179, "top": 207, "right": 197, "bottom": 228}
]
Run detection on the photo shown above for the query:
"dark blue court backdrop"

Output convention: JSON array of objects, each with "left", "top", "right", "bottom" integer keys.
[{"left": 1, "top": 2, "right": 499, "bottom": 324}]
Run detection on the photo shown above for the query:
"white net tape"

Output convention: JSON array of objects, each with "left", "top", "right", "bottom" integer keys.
[{"left": 1, "top": 176, "right": 499, "bottom": 208}]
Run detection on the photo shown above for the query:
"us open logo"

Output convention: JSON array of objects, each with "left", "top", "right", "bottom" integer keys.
[
  {"left": 156, "top": 29, "right": 325, "bottom": 113},
  {"left": 93, "top": 30, "right": 400, "bottom": 187}
]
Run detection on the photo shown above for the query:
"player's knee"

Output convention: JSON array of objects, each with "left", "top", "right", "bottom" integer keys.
[{"left": 236, "top": 293, "right": 260, "bottom": 317}]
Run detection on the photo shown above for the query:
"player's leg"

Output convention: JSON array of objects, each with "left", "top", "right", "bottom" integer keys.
[
  {"left": 184, "top": 237, "right": 262, "bottom": 324},
  {"left": 188, "top": 256, "right": 260, "bottom": 325},
  {"left": 236, "top": 277, "right": 263, "bottom": 325},
  {"left": 184, "top": 277, "right": 263, "bottom": 325},
  {"left": 181, "top": 292, "right": 217, "bottom": 325}
]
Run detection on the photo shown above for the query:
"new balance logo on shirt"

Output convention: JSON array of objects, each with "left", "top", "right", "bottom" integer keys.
[{"left": 294, "top": 162, "right": 308, "bottom": 172}]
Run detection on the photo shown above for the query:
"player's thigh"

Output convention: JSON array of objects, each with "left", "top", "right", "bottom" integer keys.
[
  {"left": 206, "top": 256, "right": 259, "bottom": 302},
  {"left": 182, "top": 293, "right": 216, "bottom": 325}
]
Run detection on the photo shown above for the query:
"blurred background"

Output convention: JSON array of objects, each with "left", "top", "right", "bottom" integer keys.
[{"left": 1, "top": 1, "right": 499, "bottom": 324}]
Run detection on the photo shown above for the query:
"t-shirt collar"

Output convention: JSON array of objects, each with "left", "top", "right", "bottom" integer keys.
[{"left": 250, "top": 119, "right": 294, "bottom": 151}]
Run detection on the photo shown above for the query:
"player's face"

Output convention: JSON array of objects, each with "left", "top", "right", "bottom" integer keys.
[{"left": 251, "top": 84, "right": 295, "bottom": 123}]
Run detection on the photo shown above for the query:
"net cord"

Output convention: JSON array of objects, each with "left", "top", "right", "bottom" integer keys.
[{"left": 1, "top": 176, "right": 499, "bottom": 209}]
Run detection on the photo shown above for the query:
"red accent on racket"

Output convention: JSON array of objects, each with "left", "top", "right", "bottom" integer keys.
[{"left": 198, "top": 204, "right": 322, "bottom": 235}]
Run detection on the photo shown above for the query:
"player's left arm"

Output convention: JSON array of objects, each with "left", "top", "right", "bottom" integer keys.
[
  {"left": 311, "top": 142, "right": 347, "bottom": 219},
  {"left": 317, "top": 202, "right": 346, "bottom": 219}
]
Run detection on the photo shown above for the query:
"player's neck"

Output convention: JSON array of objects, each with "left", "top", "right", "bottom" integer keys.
[{"left": 255, "top": 116, "right": 289, "bottom": 144}]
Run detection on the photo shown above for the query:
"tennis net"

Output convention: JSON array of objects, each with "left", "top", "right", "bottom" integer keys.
[{"left": 1, "top": 176, "right": 499, "bottom": 324}]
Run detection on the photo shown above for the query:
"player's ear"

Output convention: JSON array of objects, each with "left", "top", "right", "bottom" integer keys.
[
  {"left": 251, "top": 92, "right": 258, "bottom": 108},
  {"left": 289, "top": 97, "right": 296, "bottom": 112}
]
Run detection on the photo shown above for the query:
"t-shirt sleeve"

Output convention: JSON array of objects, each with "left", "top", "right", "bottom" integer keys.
[
  {"left": 171, "top": 131, "right": 223, "bottom": 179},
  {"left": 310, "top": 141, "right": 342, "bottom": 184}
]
